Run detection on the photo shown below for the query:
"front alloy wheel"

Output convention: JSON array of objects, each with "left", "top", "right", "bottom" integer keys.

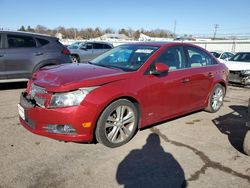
[{"left": 95, "top": 99, "right": 138, "bottom": 147}]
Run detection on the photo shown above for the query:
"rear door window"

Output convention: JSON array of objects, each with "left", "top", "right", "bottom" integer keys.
[
  {"left": 7, "top": 34, "right": 36, "bottom": 48},
  {"left": 36, "top": 38, "right": 49, "bottom": 46},
  {"left": 186, "top": 47, "right": 217, "bottom": 67}
]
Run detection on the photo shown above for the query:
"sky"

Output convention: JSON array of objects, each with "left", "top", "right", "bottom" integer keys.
[{"left": 1, "top": 0, "right": 250, "bottom": 37}]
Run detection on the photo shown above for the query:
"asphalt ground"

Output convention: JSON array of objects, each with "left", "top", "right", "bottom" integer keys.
[{"left": 0, "top": 83, "right": 250, "bottom": 188}]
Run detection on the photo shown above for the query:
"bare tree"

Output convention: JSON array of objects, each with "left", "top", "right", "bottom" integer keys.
[
  {"left": 35, "top": 25, "right": 48, "bottom": 34},
  {"left": 16, "top": 25, "right": 176, "bottom": 40}
]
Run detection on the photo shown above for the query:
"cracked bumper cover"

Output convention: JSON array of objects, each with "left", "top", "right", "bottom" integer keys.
[
  {"left": 229, "top": 71, "right": 250, "bottom": 85},
  {"left": 19, "top": 93, "right": 98, "bottom": 142}
]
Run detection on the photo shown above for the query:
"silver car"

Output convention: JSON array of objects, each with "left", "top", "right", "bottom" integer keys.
[{"left": 68, "top": 41, "right": 113, "bottom": 63}]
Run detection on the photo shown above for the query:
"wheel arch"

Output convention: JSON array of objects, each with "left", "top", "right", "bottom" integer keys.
[
  {"left": 205, "top": 80, "right": 227, "bottom": 105},
  {"left": 92, "top": 95, "right": 141, "bottom": 143},
  {"left": 70, "top": 53, "right": 80, "bottom": 61}
]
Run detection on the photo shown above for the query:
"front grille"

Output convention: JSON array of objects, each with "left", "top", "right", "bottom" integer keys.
[
  {"left": 19, "top": 93, "right": 36, "bottom": 129},
  {"left": 29, "top": 84, "right": 47, "bottom": 108},
  {"left": 30, "top": 84, "right": 47, "bottom": 98},
  {"left": 20, "top": 92, "right": 35, "bottom": 108}
]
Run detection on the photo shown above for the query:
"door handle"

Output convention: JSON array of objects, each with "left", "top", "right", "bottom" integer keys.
[
  {"left": 0, "top": 54, "right": 4, "bottom": 57},
  {"left": 182, "top": 78, "right": 190, "bottom": 83},
  {"left": 34, "top": 52, "right": 43, "bottom": 56},
  {"left": 208, "top": 72, "right": 214, "bottom": 78}
]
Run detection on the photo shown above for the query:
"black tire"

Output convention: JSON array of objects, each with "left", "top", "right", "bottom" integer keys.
[
  {"left": 243, "top": 131, "right": 250, "bottom": 155},
  {"left": 205, "top": 84, "right": 225, "bottom": 113},
  {"left": 71, "top": 55, "right": 80, "bottom": 63},
  {"left": 95, "top": 99, "right": 138, "bottom": 148}
]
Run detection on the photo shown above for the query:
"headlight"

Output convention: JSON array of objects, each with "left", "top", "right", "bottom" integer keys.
[
  {"left": 241, "top": 70, "right": 250, "bottom": 75},
  {"left": 49, "top": 87, "right": 98, "bottom": 108}
]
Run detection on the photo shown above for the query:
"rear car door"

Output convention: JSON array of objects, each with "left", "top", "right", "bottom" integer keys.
[
  {"left": 0, "top": 33, "right": 5, "bottom": 79},
  {"left": 183, "top": 46, "right": 218, "bottom": 109},
  {"left": 4, "top": 34, "right": 40, "bottom": 79}
]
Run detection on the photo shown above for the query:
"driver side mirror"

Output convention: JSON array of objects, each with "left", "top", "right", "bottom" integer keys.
[{"left": 150, "top": 63, "right": 169, "bottom": 75}]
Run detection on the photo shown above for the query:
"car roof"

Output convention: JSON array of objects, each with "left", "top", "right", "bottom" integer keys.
[
  {"left": 86, "top": 41, "right": 113, "bottom": 45},
  {"left": 0, "top": 30, "right": 55, "bottom": 39},
  {"left": 121, "top": 41, "right": 199, "bottom": 48}
]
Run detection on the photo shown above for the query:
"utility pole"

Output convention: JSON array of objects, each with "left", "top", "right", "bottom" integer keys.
[
  {"left": 173, "top": 20, "right": 176, "bottom": 35},
  {"left": 213, "top": 24, "right": 219, "bottom": 39}
]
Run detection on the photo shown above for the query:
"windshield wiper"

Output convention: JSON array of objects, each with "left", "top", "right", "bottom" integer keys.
[
  {"left": 91, "top": 63, "right": 121, "bottom": 70},
  {"left": 89, "top": 62, "right": 132, "bottom": 71}
]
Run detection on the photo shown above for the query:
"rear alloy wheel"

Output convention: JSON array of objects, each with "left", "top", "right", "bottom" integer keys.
[
  {"left": 71, "top": 55, "right": 79, "bottom": 63},
  {"left": 206, "top": 84, "right": 225, "bottom": 113},
  {"left": 95, "top": 99, "right": 138, "bottom": 148}
]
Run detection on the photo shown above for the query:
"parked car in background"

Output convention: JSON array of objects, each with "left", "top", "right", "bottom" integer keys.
[
  {"left": 67, "top": 41, "right": 85, "bottom": 49},
  {"left": 224, "top": 52, "right": 250, "bottom": 85},
  {"left": 0, "top": 31, "right": 72, "bottom": 83},
  {"left": 18, "top": 42, "right": 228, "bottom": 147},
  {"left": 68, "top": 41, "right": 113, "bottom": 63},
  {"left": 210, "top": 51, "right": 234, "bottom": 63}
]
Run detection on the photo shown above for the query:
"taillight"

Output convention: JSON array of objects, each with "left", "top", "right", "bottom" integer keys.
[{"left": 62, "top": 48, "right": 70, "bottom": 55}]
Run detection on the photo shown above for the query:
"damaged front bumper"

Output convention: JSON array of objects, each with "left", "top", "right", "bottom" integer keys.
[{"left": 229, "top": 70, "right": 250, "bottom": 85}]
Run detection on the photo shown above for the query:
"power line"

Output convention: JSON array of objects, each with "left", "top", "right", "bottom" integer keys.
[{"left": 213, "top": 24, "right": 219, "bottom": 39}]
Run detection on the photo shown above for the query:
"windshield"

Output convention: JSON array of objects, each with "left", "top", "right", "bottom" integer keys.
[
  {"left": 230, "top": 52, "right": 250, "bottom": 62},
  {"left": 210, "top": 52, "right": 221, "bottom": 58},
  {"left": 90, "top": 45, "right": 159, "bottom": 71}
]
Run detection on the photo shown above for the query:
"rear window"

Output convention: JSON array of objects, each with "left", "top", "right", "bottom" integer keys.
[
  {"left": 36, "top": 38, "right": 50, "bottom": 46},
  {"left": 7, "top": 34, "right": 36, "bottom": 48}
]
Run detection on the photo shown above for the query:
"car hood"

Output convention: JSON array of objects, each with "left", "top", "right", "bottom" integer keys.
[
  {"left": 224, "top": 61, "right": 250, "bottom": 71},
  {"left": 31, "top": 64, "right": 131, "bottom": 92}
]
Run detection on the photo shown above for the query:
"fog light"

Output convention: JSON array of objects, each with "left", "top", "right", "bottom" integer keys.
[{"left": 45, "top": 124, "right": 76, "bottom": 134}]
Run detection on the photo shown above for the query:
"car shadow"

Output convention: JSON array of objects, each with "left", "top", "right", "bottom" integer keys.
[
  {"left": 116, "top": 133, "right": 186, "bottom": 188},
  {"left": 0, "top": 82, "right": 27, "bottom": 90},
  {"left": 213, "top": 105, "right": 250, "bottom": 154}
]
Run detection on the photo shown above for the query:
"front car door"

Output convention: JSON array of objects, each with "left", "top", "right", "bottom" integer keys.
[
  {"left": 143, "top": 45, "right": 192, "bottom": 124},
  {"left": 78, "top": 42, "right": 93, "bottom": 62},
  {"left": 92, "top": 43, "right": 112, "bottom": 59}
]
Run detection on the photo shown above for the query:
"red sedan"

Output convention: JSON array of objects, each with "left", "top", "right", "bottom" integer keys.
[{"left": 18, "top": 42, "right": 228, "bottom": 147}]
